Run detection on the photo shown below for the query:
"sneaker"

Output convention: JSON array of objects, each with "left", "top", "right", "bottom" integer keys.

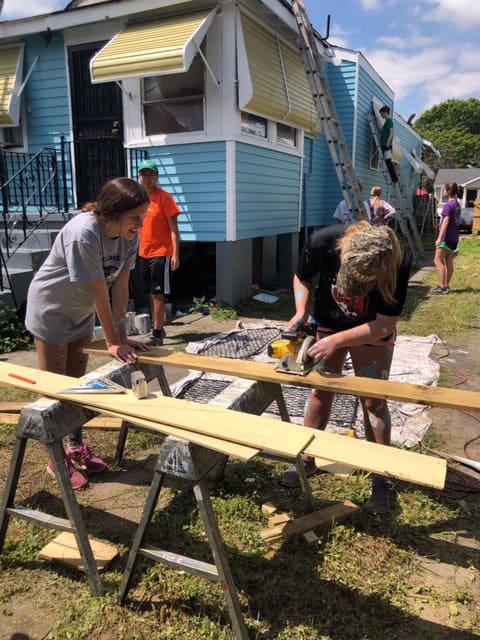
[
  {"left": 281, "top": 456, "right": 317, "bottom": 488},
  {"left": 140, "top": 328, "right": 166, "bottom": 346},
  {"left": 440, "top": 287, "right": 450, "bottom": 295},
  {"left": 431, "top": 286, "right": 449, "bottom": 295},
  {"left": 366, "top": 475, "right": 394, "bottom": 514},
  {"left": 67, "top": 444, "right": 107, "bottom": 474},
  {"left": 46, "top": 456, "right": 88, "bottom": 490}
]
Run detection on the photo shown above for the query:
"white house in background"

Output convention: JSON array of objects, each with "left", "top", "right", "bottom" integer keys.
[{"left": 434, "top": 168, "right": 480, "bottom": 210}]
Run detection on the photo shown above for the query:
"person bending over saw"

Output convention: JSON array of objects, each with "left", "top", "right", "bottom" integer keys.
[{"left": 282, "top": 221, "right": 410, "bottom": 514}]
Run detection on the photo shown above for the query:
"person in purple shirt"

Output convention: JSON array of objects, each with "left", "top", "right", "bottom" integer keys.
[{"left": 432, "top": 182, "right": 462, "bottom": 295}]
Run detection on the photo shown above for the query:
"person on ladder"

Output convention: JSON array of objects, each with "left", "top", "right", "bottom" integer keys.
[{"left": 379, "top": 105, "right": 398, "bottom": 183}]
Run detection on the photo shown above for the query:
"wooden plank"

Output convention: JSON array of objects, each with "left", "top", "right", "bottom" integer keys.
[
  {"left": 0, "top": 401, "right": 26, "bottom": 412},
  {"left": 0, "top": 363, "right": 310, "bottom": 458},
  {"left": 0, "top": 363, "right": 446, "bottom": 489},
  {"left": 260, "top": 500, "right": 359, "bottom": 545},
  {"left": 83, "top": 416, "right": 123, "bottom": 430},
  {"left": 38, "top": 532, "right": 118, "bottom": 572},
  {"left": 304, "top": 433, "right": 445, "bottom": 489},
  {"left": 81, "top": 406, "right": 259, "bottom": 461},
  {"left": 84, "top": 343, "right": 480, "bottom": 413},
  {"left": 0, "top": 413, "right": 19, "bottom": 425}
]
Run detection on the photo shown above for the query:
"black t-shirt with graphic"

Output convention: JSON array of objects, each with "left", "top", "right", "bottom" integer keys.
[{"left": 296, "top": 225, "right": 411, "bottom": 331}]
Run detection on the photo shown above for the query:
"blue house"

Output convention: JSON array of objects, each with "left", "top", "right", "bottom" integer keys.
[{"left": 0, "top": 0, "right": 426, "bottom": 307}]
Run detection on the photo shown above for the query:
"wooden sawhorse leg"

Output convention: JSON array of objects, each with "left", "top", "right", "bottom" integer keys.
[{"left": 119, "top": 437, "right": 249, "bottom": 640}]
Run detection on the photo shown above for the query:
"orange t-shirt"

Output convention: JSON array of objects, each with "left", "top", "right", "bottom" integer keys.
[{"left": 139, "top": 187, "right": 180, "bottom": 258}]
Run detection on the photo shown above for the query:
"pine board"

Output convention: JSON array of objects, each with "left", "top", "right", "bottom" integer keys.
[
  {"left": 0, "top": 363, "right": 310, "bottom": 458},
  {"left": 84, "top": 343, "right": 480, "bottom": 413},
  {"left": 0, "top": 362, "right": 447, "bottom": 488},
  {"left": 38, "top": 532, "right": 118, "bottom": 572},
  {"left": 304, "top": 431, "right": 446, "bottom": 489}
]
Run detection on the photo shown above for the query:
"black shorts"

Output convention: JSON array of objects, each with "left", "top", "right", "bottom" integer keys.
[{"left": 140, "top": 256, "right": 171, "bottom": 296}]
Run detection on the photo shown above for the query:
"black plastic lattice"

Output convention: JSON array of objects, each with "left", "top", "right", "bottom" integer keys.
[{"left": 196, "top": 327, "right": 282, "bottom": 359}]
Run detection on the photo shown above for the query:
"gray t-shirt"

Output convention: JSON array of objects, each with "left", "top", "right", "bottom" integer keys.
[{"left": 25, "top": 212, "right": 138, "bottom": 344}]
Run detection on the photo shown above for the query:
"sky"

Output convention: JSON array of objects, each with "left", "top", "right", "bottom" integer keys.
[{"left": 2, "top": 0, "right": 480, "bottom": 124}]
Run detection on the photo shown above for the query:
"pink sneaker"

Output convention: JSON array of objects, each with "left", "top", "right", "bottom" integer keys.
[
  {"left": 67, "top": 444, "right": 107, "bottom": 474},
  {"left": 46, "top": 456, "right": 88, "bottom": 490}
]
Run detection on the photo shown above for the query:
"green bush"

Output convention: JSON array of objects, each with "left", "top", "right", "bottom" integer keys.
[{"left": 0, "top": 303, "right": 33, "bottom": 354}]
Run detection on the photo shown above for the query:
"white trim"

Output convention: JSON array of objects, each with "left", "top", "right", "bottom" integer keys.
[
  {"left": 332, "top": 46, "right": 394, "bottom": 101},
  {"left": 351, "top": 53, "right": 359, "bottom": 167},
  {"left": 124, "top": 132, "right": 304, "bottom": 157},
  {"left": 226, "top": 139, "right": 236, "bottom": 241}
]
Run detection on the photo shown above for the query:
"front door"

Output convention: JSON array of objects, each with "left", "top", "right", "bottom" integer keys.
[{"left": 68, "top": 43, "right": 126, "bottom": 206}]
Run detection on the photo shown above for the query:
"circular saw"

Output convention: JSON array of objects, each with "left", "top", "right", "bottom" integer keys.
[{"left": 267, "top": 325, "right": 316, "bottom": 375}]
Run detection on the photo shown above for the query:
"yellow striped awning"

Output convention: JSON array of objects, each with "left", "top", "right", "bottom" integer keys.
[
  {"left": 0, "top": 44, "right": 25, "bottom": 127},
  {"left": 237, "top": 13, "right": 320, "bottom": 137},
  {"left": 90, "top": 9, "right": 216, "bottom": 84}
]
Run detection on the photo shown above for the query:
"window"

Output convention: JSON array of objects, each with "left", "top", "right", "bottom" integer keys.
[
  {"left": 142, "top": 56, "right": 204, "bottom": 135},
  {"left": 241, "top": 112, "right": 268, "bottom": 138},
  {"left": 276, "top": 123, "right": 296, "bottom": 147},
  {"left": 370, "top": 135, "right": 379, "bottom": 170},
  {"left": 0, "top": 117, "right": 25, "bottom": 149}
]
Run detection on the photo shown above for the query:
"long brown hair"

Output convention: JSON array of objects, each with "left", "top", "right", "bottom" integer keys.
[
  {"left": 82, "top": 178, "right": 149, "bottom": 221},
  {"left": 338, "top": 221, "right": 402, "bottom": 304}
]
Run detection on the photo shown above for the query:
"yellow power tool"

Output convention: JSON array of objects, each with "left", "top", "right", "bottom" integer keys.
[{"left": 268, "top": 324, "right": 316, "bottom": 375}]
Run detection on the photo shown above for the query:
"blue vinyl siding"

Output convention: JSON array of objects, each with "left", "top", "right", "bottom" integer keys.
[
  {"left": 235, "top": 142, "right": 301, "bottom": 239},
  {"left": 303, "top": 60, "right": 357, "bottom": 227},
  {"left": 23, "top": 33, "right": 70, "bottom": 152},
  {"left": 354, "top": 65, "right": 392, "bottom": 195},
  {"left": 131, "top": 142, "right": 227, "bottom": 242},
  {"left": 302, "top": 136, "right": 324, "bottom": 227},
  {"left": 22, "top": 32, "right": 74, "bottom": 207},
  {"left": 394, "top": 117, "right": 422, "bottom": 198}
]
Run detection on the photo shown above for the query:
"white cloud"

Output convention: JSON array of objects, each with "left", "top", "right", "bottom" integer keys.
[
  {"left": 360, "top": 0, "right": 382, "bottom": 9},
  {"left": 2, "top": 0, "right": 65, "bottom": 20},
  {"left": 423, "top": 0, "right": 480, "bottom": 27}
]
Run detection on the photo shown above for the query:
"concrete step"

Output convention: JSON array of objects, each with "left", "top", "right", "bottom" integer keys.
[
  {"left": 0, "top": 266, "right": 34, "bottom": 308},
  {"left": 6, "top": 247, "right": 50, "bottom": 270}
]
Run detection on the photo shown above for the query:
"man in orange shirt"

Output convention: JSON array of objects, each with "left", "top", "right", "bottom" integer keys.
[{"left": 138, "top": 159, "right": 181, "bottom": 345}]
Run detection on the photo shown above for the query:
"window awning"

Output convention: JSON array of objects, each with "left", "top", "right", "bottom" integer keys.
[
  {"left": 90, "top": 9, "right": 216, "bottom": 84},
  {"left": 0, "top": 44, "right": 25, "bottom": 127},
  {"left": 237, "top": 13, "right": 320, "bottom": 137}
]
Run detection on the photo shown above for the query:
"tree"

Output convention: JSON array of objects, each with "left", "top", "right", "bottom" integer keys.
[{"left": 414, "top": 98, "right": 480, "bottom": 169}]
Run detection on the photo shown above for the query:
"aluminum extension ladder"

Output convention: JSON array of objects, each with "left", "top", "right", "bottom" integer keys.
[
  {"left": 367, "top": 111, "right": 424, "bottom": 259},
  {"left": 291, "top": 0, "right": 366, "bottom": 222}
]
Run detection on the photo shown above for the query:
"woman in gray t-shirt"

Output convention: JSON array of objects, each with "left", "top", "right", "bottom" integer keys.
[{"left": 25, "top": 177, "right": 149, "bottom": 489}]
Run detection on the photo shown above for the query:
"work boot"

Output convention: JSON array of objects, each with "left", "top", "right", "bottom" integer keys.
[
  {"left": 366, "top": 475, "right": 395, "bottom": 514},
  {"left": 281, "top": 456, "right": 317, "bottom": 488}
]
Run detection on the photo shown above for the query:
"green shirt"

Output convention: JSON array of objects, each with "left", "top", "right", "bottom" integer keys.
[{"left": 380, "top": 117, "right": 393, "bottom": 148}]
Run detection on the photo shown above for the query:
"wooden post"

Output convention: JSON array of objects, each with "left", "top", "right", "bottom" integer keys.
[{"left": 473, "top": 198, "right": 480, "bottom": 235}]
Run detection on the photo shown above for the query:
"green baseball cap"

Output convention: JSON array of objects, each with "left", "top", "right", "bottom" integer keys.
[{"left": 138, "top": 159, "right": 159, "bottom": 172}]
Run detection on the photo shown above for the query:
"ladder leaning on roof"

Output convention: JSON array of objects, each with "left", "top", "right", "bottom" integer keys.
[
  {"left": 291, "top": 0, "right": 366, "bottom": 222},
  {"left": 367, "top": 110, "right": 424, "bottom": 259}
]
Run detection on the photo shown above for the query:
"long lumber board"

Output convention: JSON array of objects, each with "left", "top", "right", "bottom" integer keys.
[
  {"left": 1, "top": 363, "right": 446, "bottom": 489},
  {"left": 84, "top": 343, "right": 480, "bottom": 413},
  {"left": 304, "top": 433, "right": 445, "bottom": 489},
  {"left": 0, "top": 362, "right": 312, "bottom": 458}
]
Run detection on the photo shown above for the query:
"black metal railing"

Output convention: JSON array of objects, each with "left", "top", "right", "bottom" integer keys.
[{"left": 0, "top": 144, "right": 68, "bottom": 260}]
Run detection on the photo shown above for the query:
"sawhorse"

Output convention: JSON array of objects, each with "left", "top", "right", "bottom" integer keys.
[
  {"left": 116, "top": 360, "right": 315, "bottom": 510},
  {"left": 119, "top": 436, "right": 250, "bottom": 640},
  {"left": 0, "top": 360, "right": 137, "bottom": 596}
]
